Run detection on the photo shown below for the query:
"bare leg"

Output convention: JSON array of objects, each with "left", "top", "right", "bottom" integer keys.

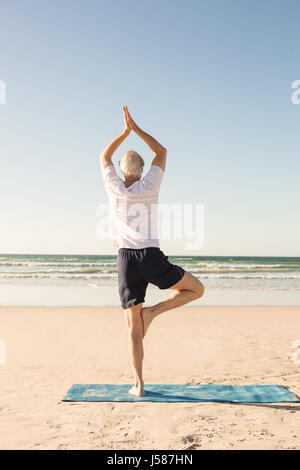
[
  {"left": 142, "top": 272, "right": 204, "bottom": 337},
  {"left": 123, "top": 303, "right": 145, "bottom": 396}
]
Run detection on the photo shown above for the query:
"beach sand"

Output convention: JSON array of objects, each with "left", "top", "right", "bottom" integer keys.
[{"left": 0, "top": 305, "right": 300, "bottom": 450}]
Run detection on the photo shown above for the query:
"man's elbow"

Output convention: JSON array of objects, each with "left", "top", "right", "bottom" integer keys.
[
  {"left": 100, "top": 152, "right": 107, "bottom": 164},
  {"left": 158, "top": 147, "right": 167, "bottom": 159}
]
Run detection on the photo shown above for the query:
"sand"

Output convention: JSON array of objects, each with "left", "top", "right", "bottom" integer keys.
[{"left": 0, "top": 305, "right": 300, "bottom": 450}]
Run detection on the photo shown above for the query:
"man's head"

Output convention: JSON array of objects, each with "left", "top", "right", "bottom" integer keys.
[{"left": 119, "top": 150, "right": 144, "bottom": 179}]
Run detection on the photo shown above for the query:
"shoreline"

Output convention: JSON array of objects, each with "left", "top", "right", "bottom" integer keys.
[{"left": 0, "top": 284, "right": 299, "bottom": 307}]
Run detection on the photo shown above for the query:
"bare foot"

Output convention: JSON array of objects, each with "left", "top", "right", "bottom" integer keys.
[
  {"left": 141, "top": 306, "right": 156, "bottom": 338},
  {"left": 128, "top": 385, "right": 145, "bottom": 397}
]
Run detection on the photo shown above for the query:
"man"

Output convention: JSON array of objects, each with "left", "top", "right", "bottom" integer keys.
[{"left": 100, "top": 106, "right": 204, "bottom": 397}]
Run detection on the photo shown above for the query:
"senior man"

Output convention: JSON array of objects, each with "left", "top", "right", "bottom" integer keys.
[{"left": 100, "top": 106, "right": 204, "bottom": 396}]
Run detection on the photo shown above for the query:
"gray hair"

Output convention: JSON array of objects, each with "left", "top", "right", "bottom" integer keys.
[{"left": 119, "top": 150, "right": 144, "bottom": 178}]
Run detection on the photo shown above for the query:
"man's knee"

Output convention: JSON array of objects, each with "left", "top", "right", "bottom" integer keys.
[{"left": 194, "top": 281, "right": 204, "bottom": 299}]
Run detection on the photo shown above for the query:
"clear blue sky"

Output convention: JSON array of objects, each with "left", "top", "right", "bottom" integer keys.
[{"left": 1, "top": 0, "right": 299, "bottom": 255}]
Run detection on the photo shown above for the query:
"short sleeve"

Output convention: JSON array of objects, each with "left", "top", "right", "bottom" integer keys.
[
  {"left": 101, "top": 164, "right": 124, "bottom": 194},
  {"left": 141, "top": 165, "right": 164, "bottom": 192}
]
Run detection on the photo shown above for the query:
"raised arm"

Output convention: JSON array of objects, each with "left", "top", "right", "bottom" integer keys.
[
  {"left": 124, "top": 106, "right": 167, "bottom": 171},
  {"left": 100, "top": 106, "right": 131, "bottom": 169}
]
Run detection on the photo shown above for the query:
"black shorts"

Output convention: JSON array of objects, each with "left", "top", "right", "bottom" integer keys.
[{"left": 117, "top": 247, "right": 185, "bottom": 309}]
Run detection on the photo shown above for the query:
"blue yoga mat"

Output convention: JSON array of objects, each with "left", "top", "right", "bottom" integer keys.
[{"left": 62, "top": 384, "right": 300, "bottom": 403}]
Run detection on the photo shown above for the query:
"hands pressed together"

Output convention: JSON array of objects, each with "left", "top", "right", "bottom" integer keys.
[
  {"left": 101, "top": 105, "right": 165, "bottom": 167},
  {"left": 123, "top": 105, "right": 138, "bottom": 133}
]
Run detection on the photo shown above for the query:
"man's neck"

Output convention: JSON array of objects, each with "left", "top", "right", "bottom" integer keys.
[{"left": 124, "top": 176, "right": 141, "bottom": 188}]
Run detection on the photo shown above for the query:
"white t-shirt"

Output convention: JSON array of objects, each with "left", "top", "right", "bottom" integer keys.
[{"left": 101, "top": 164, "right": 164, "bottom": 250}]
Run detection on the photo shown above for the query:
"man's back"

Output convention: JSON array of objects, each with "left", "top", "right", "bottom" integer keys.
[{"left": 102, "top": 164, "right": 164, "bottom": 249}]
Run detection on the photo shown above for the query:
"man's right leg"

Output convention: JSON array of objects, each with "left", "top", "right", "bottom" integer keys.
[
  {"left": 123, "top": 302, "right": 145, "bottom": 396},
  {"left": 142, "top": 271, "right": 204, "bottom": 337}
]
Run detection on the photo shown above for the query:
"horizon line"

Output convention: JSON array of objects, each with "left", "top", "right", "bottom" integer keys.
[{"left": 0, "top": 253, "right": 300, "bottom": 258}]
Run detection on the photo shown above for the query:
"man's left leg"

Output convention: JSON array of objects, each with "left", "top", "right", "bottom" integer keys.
[
  {"left": 123, "top": 302, "right": 145, "bottom": 396},
  {"left": 142, "top": 271, "right": 204, "bottom": 337}
]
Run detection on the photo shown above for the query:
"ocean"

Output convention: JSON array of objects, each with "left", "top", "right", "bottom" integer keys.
[{"left": 0, "top": 254, "right": 300, "bottom": 306}]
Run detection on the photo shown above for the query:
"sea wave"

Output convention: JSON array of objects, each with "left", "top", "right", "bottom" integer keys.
[{"left": 1, "top": 254, "right": 299, "bottom": 290}]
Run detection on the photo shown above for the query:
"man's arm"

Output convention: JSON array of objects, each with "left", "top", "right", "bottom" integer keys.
[
  {"left": 134, "top": 126, "right": 167, "bottom": 171},
  {"left": 124, "top": 106, "right": 167, "bottom": 171},
  {"left": 100, "top": 128, "right": 130, "bottom": 170},
  {"left": 150, "top": 147, "right": 167, "bottom": 172}
]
